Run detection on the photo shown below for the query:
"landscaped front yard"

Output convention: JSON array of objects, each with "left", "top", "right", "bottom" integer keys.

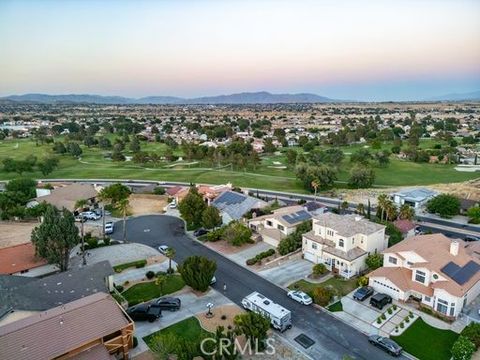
[
  {"left": 289, "top": 276, "right": 358, "bottom": 298},
  {"left": 392, "top": 318, "right": 459, "bottom": 360},
  {"left": 143, "top": 317, "right": 213, "bottom": 358},
  {"left": 122, "top": 275, "right": 185, "bottom": 305}
]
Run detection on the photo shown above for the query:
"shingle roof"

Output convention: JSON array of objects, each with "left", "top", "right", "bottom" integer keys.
[
  {"left": 0, "top": 261, "right": 113, "bottom": 311},
  {"left": 0, "top": 292, "right": 131, "bottom": 360},
  {"left": 0, "top": 243, "right": 47, "bottom": 275},
  {"left": 212, "top": 191, "right": 267, "bottom": 221},
  {"left": 313, "top": 213, "right": 385, "bottom": 237}
]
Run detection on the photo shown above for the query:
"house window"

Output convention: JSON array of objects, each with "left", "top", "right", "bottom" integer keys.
[
  {"left": 407, "top": 261, "right": 413, "bottom": 266},
  {"left": 432, "top": 274, "right": 439, "bottom": 280},
  {"left": 339, "top": 239, "right": 344, "bottom": 247},
  {"left": 415, "top": 270, "right": 426, "bottom": 284},
  {"left": 388, "top": 256, "right": 397, "bottom": 265},
  {"left": 450, "top": 304, "right": 456, "bottom": 317},
  {"left": 266, "top": 220, "right": 272, "bottom": 227},
  {"left": 436, "top": 299, "right": 448, "bottom": 315},
  {"left": 312, "top": 243, "right": 317, "bottom": 250},
  {"left": 277, "top": 224, "right": 285, "bottom": 231},
  {"left": 424, "top": 296, "right": 431, "bottom": 303},
  {"left": 327, "top": 229, "right": 334, "bottom": 237}
]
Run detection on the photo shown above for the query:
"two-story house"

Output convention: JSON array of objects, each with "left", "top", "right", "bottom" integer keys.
[
  {"left": 248, "top": 206, "right": 312, "bottom": 247},
  {"left": 302, "top": 213, "right": 387, "bottom": 278},
  {"left": 368, "top": 234, "right": 480, "bottom": 318}
]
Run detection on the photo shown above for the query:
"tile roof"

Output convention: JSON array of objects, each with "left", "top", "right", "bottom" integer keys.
[
  {"left": 383, "top": 234, "right": 480, "bottom": 297},
  {"left": 0, "top": 292, "right": 131, "bottom": 360},
  {"left": 369, "top": 266, "right": 434, "bottom": 297},
  {"left": 0, "top": 243, "right": 47, "bottom": 274},
  {"left": 33, "top": 183, "right": 98, "bottom": 211},
  {"left": 313, "top": 213, "right": 385, "bottom": 237},
  {"left": 0, "top": 261, "right": 113, "bottom": 311},
  {"left": 393, "top": 219, "right": 416, "bottom": 234}
]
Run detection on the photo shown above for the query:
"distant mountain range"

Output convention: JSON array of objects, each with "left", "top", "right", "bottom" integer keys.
[
  {"left": 0, "top": 91, "right": 337, "bottom": 105},
  {"left": 428, "top": 90, "right": 480, "bottom": 101}
]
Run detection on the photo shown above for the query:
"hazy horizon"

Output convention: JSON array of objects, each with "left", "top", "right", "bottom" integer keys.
[{"left": 1, "top": 0, "right": 479, "bottom": 101}]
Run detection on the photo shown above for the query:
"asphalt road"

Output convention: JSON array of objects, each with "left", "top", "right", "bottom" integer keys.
[{"left": 112, "top": 214, "right": 407, "bottom": 360}]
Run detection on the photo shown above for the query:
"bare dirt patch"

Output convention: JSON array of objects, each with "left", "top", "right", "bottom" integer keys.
[
  {"left": 128, "top": 194, "right": 168, "bottom": 215},
  {"left": 195, "top": 304, "right": 244, "bottom": 332},
  {"left": 0, "top": 221, "right": 39, "bottom": 249}
]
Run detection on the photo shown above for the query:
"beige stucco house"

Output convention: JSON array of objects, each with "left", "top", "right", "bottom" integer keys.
[
  {"left": 369, "top": 234, "right": 480, "bottom": 319},
  {"left": 302, "top": 213, "right": 387, "bottom": 278}
]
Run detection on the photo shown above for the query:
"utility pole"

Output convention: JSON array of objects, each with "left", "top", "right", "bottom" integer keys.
[
  {"left": 102, "top": 203, "right": 106, "bottom": 241},
  {"left": 81, "top": 218, "right": 86, "bottom": 265}
]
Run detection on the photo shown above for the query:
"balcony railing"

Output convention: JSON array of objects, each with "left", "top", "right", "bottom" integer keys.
[{"left": 340, "top": 268, "right": 355, "bottom": 279}]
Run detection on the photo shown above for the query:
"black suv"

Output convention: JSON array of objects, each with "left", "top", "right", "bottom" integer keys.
[
  {"left": 369, "top": 293, "right": 392, "bottom": 310},
  {"left": 353, "top": 286, "right": 374, "bottom": 301},
  {"left": 368, "top": 335, "right": 402, "bottom": 356},
  {"left": 464, "top": 235, "right": 480, "bottom": 242},
  {"left": 149, "top": 297, "right": 181, "bottom": 311},
  {"left": 194, "top": 228, "right": 209, "bottom": 237},
  {"left": 126, "top": 304, "right": 162, "bottom": 322}
]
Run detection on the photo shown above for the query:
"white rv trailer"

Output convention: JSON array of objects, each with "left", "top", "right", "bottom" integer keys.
[{"left": 241, "top": 292, "right": 292, "bottom": 332}]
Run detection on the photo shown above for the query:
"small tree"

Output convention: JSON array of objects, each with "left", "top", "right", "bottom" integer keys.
[
  {"left": 348, "top": 165, "right": 375, "bottom": 188},
  {"left": 31, "top": 205, "right": 80, "bottom": 271},
  {"left": 165, "top": 247, "right": 176, "bottom": 273},
  {"left": 451, "top": 336, "right": 475, "bottom": 360},
  {"left": 365, "top": 253, "right": 383, "bottom": 270},
  {"left": 155, "top": 274, "right": 167, "bottom": 295},
  {"left": 461, "top": 322, "right": 480, "bottom": 348},
  {"left": 202, "top": 206, "right": 222, "bottom": 229},
  {"left": 467, "top": 206, "right": 480, "bottom": 224},
  {"left": 357, "top": 276, "right": 369, "bottom": 287},
  {"left": 177, "top": 256, "right": 217, "bottom": 292},
  {"left": 178, "top": 187, "right": 207, "bottom": 228},
  {"left": 98, "top": 183, "right": 131, "bottom": 205},
  {"left": 398, "top": 204, "right": 415, "bottom": 220},
  {"left": 116, "top": 198, "right": 130, "bottom": 242},
  {"left": 312, "top": 286, "right": 333, "bottom": 306},
  {"left": 222, "top": 221, "right": 252, "bottom": 246},
  {"left": 234, "top": 312, "right": 270, "bottom": 351},
  {"left": 312, "top": 263, "right": 327, "bottom": 277},
  {"left": 426, "top": 194, "right": 460, "bottom": 218}
]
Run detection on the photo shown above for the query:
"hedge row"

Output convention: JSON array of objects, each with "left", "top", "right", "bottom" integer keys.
[{"left": 246, "top": 249, "right": 276, "bottom": 266}]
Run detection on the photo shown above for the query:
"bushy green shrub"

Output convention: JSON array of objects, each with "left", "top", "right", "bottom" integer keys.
[
  {"left": 114, "top": 284, "right": 124, "bottom": 292},
  {"left": 312, "top": 263, "right": 327, "bottom": 277},
  {"left": 357, "top": 276, "right": 369, "bottom": 287},
  {"left": 206, "top": 228, "right": 224, "bottom": 242},
  {"left": 146, "top": 270, "right": 155, "bottom": 279},
  {"left": 246, "top": 249, "right": 276, "bottom": 266},
  {"left": 312, "top": 286, "right": 333, "bottom": 307}
]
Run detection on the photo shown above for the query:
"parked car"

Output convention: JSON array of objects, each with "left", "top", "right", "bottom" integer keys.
[
  {"left": 104, "top": 221, "right": 114, "bottom": 235},
  {"left": 464, "top": 235, "right": 480, "bottom": 242},
  {"left": 126, "top": 304, "right": 162, "bottom": 322},
  {"left": 287, "top": 290, "right": 313, "bottom": 305},
  {"left": 74, "top": 215, "right": 86, "bottom": 222},
  {"left": 149, "top": 297, "right": 181, "bottom": 311},
  {"left": 194, "top": 228, "right": 209, "bottom": 237},
  {"left": 369, "top": 293, "right": 392, "bottom": 310},
  {"left": 80, "top": 211, "right": 101, "bottom": 220},
  {"left": 158, "top": 245, "right": 170, "bottom": 255},
  {"left": 414, "top": 226, "right": 423, "bottom": 235},
  {"left": 211, "top": 276, "right": 217, "bottom": 285},
  {"left": 169, "top": 201, "right": 177, "bottom": 209},
  {"left": 353, "top": 286, "right": 374, "bottom": 301},
  {"left": 368, "top": 334, "right": 402, "bottom": 357}
]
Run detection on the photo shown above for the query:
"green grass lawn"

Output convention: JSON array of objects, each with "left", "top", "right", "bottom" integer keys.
[
  {"left": 0, "top": 138, "right": 478, "bottom": 191},
  {"left": 288, "top": 277, "right": 358, "bottom": 298},
  {"left": 392, "top": 318, "right": 459, "bottom": 360},
  {"left": 121, "top": 275, "right": 185, "bottom": 305},
  {"left": 327, "top": 301, "right": 343, "bottom": 312},
  {"left": 143, "top": 317, "right": 213, "bottom": 357}
]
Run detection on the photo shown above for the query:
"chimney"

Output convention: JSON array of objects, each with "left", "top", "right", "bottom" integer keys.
[{"left": 450, "top": 241, "right": 459, "bottom": 256}]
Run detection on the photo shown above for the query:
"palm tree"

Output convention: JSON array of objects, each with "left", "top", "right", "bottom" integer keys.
[
  {"left": 341, "top": 201, "right": 349, "bottom": 214},
  {"left": 97, "top": 193, "right": 109, "bottom": 241},
  {"left": 384, "top": 200, "right": 398, "bottom": 221},
  {"left": 399, "top": 204, "right": 415, "bottom": 220},
  {"left": 356, "top": 203, "right": 365, "bottom": 215},
  {"left": 165, "top": 247, "right": 176, "bottom": 274},
  {"left": 74, "top": 199, "right": 88, "bottom": 265},
  {"left": 116, "top": 198, "right": 130, "bottom": 242},
  {"left": 311, "top": 179, "right": 320, "bottom": 201},
  {"left": 377, "top": 194, "right": 388, "bottom": 221}
]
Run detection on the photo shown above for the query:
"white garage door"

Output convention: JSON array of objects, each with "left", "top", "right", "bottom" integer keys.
[
  {"left": 304, "top": 252, "right": 317, "bottom": 263},
  {"left": 263, "top": 235, "right": 280, "bottom": 247},
  {"left": 371, "top": 279, "right": 401, "bottom": 300}
]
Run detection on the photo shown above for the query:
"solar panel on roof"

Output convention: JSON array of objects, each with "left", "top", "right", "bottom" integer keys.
[
  {"left": 441, "top": 261, "right": 480, "bottom": 285},
  {"left": 282, "top": 210, "right": 311, "bottom": 224},
  {"left": 216, "top": 191, "right": 245, "bottom": 205}
]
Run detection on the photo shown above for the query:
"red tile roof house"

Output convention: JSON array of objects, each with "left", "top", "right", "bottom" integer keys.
[
  {"left": 393, "top": 219, "right": 416, "bottom": 239},
  {"left": 0, "top": 243, "right": 57, "bottom": 277},
  {"left": 0, "top": 292, "right": 134, "bottom": 360},
  {"left": 368, "top": 234, "right": 480, "bottom": 319}
]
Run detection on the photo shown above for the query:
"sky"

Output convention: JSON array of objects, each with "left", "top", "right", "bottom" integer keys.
[{"left": 0, "top": 0, "right": 479, "bottom": 101}]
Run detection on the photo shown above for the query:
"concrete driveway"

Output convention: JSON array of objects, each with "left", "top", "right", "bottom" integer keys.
[
  {"left": 342, "top": 295, "right": 381, "bottom": 325},
  {"left": 132, "top": 290, "right": 234, "bottom": 356},
  {"left": 259, "top": 259, "right": 313, "bottom": 287}
]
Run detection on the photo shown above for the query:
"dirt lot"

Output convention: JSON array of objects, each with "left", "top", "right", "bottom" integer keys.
[
  {"left": 128, "top": 194, "right": 168, "bottom": 215},
  {"left": 196, "top": 304, "right": 244, "bottom": 332},
  {"left": 0, "top": 221, "right": 38, "bottom": 249},
  {"left": 340, "top": 179, "right": 480, "bottom": 205}
]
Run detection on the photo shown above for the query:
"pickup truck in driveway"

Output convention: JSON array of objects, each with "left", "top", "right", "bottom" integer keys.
[{"left": 126, "top": 303, "right": 162, "bottom": 322}]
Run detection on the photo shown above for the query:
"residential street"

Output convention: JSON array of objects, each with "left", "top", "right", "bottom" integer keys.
[{"left": 112, "top": 214, "right": 408, "bottom": 360}]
